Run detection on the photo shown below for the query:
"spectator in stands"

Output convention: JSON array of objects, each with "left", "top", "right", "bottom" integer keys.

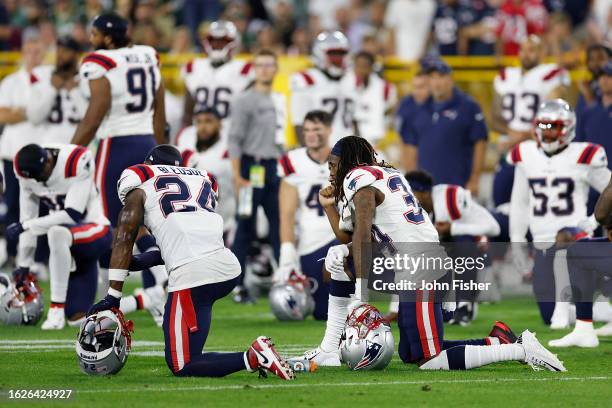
[
  {"left": 286, "top": 26, "right": 310, "bottom": 56},
  {"left": 183, "top": 0, "right": 223, "bottom": 43},
  {"left": 385, "top": 0, "right": 436, "bottom": 61},
  {"left": 459, "top": 0, "right": 499, "bottom": 56},
  {"left": 401, "top": 59, "right": 487, "bottom": 195},
  {"left": 576, "top": 44, "right": 611, "bottom": 116},
  {"left": 0, "top": 2, "right": 12, "bottom": 50},
  {"left": 398, "top": 70, "right": 430, "bottom": 171},
  {"left": 367, "top": 0, "right": 394, "bottom": 57},
  {"left": 169, "top": 26, "right": 195, "bottom": 54},
  {"left": 431, "top": 0, "right": 477, "bottom": 56},
  {"left": 587, "top": 0, "right": 612, "bottom": 45},
  {"left": 545, "top": 12, "right": 581, "bottom": 68},
  {"left": 253, "top": 24, "right": 285, "bottom": 55},
  {"left": 495, "top": 0, "right": 549, "bottom": 56}
]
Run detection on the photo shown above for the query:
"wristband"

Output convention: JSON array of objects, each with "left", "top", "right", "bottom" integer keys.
[
  {"left": 109, "top": 268, "right": 129, "bottom": 282},
  {"left": 107, "top": 287, "right": 122, "bottom": 298}
]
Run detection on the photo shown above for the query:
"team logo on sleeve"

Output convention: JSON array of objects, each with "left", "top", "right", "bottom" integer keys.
[{"left": 348, "top": 174, "right": 364, "bottom": 191}]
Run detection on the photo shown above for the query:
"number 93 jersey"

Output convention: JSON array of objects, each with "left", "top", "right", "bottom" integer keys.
[
  {"left": 79, "top": 45, "right": 161, "bottom": 138},
  {"left": 117, "top": 164, "right": 228, "bottom": 275},
  {"left": 507, "top": 141, "right": 610, "bottom": 242},
  {"left": 277, "top": 148, "right": 335, "bottom": 255},
  {"left": 342, "top": 166, "right": 439, "bottom": 244},
  {"left": 494, "top": 63, "right": 570, "bottom": 132}
]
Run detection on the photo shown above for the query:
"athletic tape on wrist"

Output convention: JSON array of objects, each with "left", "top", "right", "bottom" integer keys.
[
  {"left": 107, "top": 287, "right": 122, "bottom": 298},
  {"left": 108, "top": 268, "right": 128, "bottom": 282}
]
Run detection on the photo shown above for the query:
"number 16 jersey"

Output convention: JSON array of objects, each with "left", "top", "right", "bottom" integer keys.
[{"left": 79, "top": 45, "right": 161, "bottom": 139}]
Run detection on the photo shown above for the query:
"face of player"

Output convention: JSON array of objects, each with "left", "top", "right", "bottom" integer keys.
[
  {"left": 327, "top": 50, "right": 348, "bottom": 69},
  {"left": 254, "top": 55, "right": 278, "bottom": 86},
  {"left": 429, "top": 72, "right": 453, "bottom": 101},
  {"left": 412, "top": 74, "right": 430, "bottom": 104},
  {"left": 413, "top": 190, "right": 433, "bottom": 214},
  {"left": 354, "top": 56, "right": 373, "bottom": 81},
  {"left": 519, "top": 40, "right": 542, "bottom": 70},
  {"left": 587, "top": 49, "right": 609, "bottom": 77},
  {"left": 536, "top": 121, "right": 565, "bottom": 144},
  {"left": 56, "top": 46, "right": 78, "bottom": 72},
  {"left": 195, "top": 113, "right": 221, "bottom": 141},
  {"left": 303, "top": 119, "right": 330, "bottom": 150},
  {"left": 21, "top": 39, "right": 45, "bottom": 70},
  {"left": 328, "top": 155, "right": 340, "bottom": 186},
  {"left": 89, "top": 27, "right": 107, "bottom": 49}
]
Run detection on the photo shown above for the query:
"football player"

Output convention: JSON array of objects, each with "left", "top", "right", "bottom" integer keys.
[
  {"left": 88, "top": 145, "right": 294, "bottom": 380},
  {"left": 180, "top": 20, "right": 254, "bottom": 137},
  {"left": 26, "top": 36, "right": 86, "bottom": 145},
  {"left": 178, "top": 107, "right": 236, "bottom": 240},
  {"left": 316, "top": 135, "right": 566, "bottom": 371},
  {"left": 508, "top": 99, "right": 610, "bottom": 327},
  {"left": 275, "top": 110, "right": 336, "bottom": 321},
  {"left": 70, "top": 12, "right": 168, "bottom": 303},
  {"left": 492, "top": 35, "right": 570, "bottom": 209},
  {"left": 6, "top": 144, "right": 111, "bottom": 329},
  {"left": 290, "top": 31, "right": 356, "bottom": 145}
]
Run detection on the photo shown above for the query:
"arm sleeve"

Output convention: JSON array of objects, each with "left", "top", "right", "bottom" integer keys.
[
  {"left": 586, "top": 147, "right": 611, "bottom": 193},
  {"left": 509, "top": 165, "right": 530, "bottom": 242},
  {"left": 451, "top": 201, "right": 501, "bottom": 237},
  {"left": 226, "top": 97, "right": 249, "bottom": 159},
  {"left": 25, "top": 80, "right": 58, "bottom": 125}
]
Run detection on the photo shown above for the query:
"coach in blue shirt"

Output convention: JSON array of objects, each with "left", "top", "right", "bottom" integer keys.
[{"left": 403, "top": 59, "right": 488, "bottom": 194}]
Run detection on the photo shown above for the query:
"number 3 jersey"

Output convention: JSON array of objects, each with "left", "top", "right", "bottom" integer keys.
[
  {"left": 508, "top": 140, "right": 610, "bottom": 242},
  {"left": 277, "top": 147, "right": 335, "bottom": 255},
  {"left": 79, "top": 45, "right": 161, "bottom": 139},
  {"left": 117, "top": 164, "right": 240, "bottom": 290},
  {"left": 342, "top": 166, "right": 439, "bottom": 244}
]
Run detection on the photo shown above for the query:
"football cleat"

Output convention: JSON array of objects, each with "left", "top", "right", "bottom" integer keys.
[
  {"left": 247, "top": 336, "right": 295, "bottom": 380},
  {"left": 592, "top": 300, "right": 612, "bottom": 322},
  {"left": 519, "top": 330, "right": 567, "bottom": 372},
  {"left": 594, "top": 321, "right": 612, "bottom": 337},
  {"left": 296, "top": 347, "right": 342, "bottom": 367},
  {"left": 134, "top": 286, "right": 165, "bottom": 327},
  {"left": 489, "top": 321, "right": 518, "bottom": 344},
  {"left": 448, "top": 302, "right": 478, "bottom": 326},
  {"left": 232, "top": 285, "right": 255, "bottom": 304},
  {"left": 548, "top": 328, "right": 599, "bottom": 348},
  {"left": 41, "top": 306, "right": 65, "bottom": 330}
]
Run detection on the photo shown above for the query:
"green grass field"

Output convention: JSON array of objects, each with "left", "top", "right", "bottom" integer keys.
[{"left": 1, "top": 287, "right": 611, "bottom": 407}]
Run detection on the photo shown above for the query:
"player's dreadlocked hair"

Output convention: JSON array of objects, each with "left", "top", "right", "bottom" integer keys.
[{"left": 332, "top": 136, "right": 393, "bottom": 204}]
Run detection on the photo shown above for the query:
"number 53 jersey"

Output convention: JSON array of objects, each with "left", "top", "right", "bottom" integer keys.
[
  {"left": 508, "top": 140, "right": 610, "bottom": 242},
  {"left": 118, "top": 164, "right": 240, "bottom": 288},
  {"left": 79, "top": 45, "right": 161, "bottom": 138}
]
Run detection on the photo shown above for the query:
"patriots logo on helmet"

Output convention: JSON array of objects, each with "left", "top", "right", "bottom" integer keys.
[{"left": 354, "top": 340, "right": 383, "bottom": 370}]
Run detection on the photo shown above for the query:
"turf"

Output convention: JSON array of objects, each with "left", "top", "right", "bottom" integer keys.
[{"left": 1, "top": 289, "right": 611, "bottom": 408}]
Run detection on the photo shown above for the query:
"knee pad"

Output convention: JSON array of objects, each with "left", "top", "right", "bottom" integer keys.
[{"left": 47, "top": 225, "right": 72, "bottom": 249}]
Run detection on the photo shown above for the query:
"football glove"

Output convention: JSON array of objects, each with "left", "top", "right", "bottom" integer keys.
[
  {"left": 6, "top": 222, "right": 24, "bottom": 240},
  {"left": 324, "top": 244, "right": 349, "bottom": 280},
  {"left": 12, "top": 267, "right": 31, "bottom": 289},
  {"left": 87, "top": 294, "right": 120, "bottom": 316}
]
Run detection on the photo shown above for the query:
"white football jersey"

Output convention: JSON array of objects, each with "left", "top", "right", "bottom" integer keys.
[
  {"left": 117, "top": 164, "right": 240, "bottom": 290},
  {"left": 179, "top": 128, "right": 235, "bottom": 232},
  {"left": 79, "top": 45, "right": 161, "bottom": 138},
  {"left": 277, "top": 147, "right": 335, "bottom": 255},
  {"left": 508, "top": 141, "right": 610, "bottom": 243},
  {"left": 432, "top": 184, "right": 500, "bottom": 237},
  {"left": 26, "top": 65, "right": 86, "bottom": 145},
  {"left": 342, "top": 71, "right": 397, "bottom": 144},
  {"left": 181, "top": 58, "right": 254, "bottom": 139},
  {"left": 290, "top": 68, "right": 356, "bottom": 145},
  {"left": 494, "top": 63, "right": 570, "bottom": 132},
  {"left": 342, "top": 166, "right": 439, "bottom": 244}
]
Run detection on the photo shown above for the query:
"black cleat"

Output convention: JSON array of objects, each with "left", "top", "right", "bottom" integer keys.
[
  {"left": 448, "top": 302, "right": 477, "bottom": 326},
  {"left": 489, "top": 320, "right": 518, "bottom": 344},
  {"left": 232, "top": 285, "right": 255, "bottom": 304}
]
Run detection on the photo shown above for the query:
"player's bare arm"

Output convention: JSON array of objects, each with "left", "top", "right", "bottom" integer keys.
[
  {"left": 153, "top": 81, "right": 167, "bottom": 144},
  {"left": 108, "top": 188, "right": 146, "bottom": 293},
  {"left": 181, "top": 91, "right": 195, "bottom": 127},
  {"left": 71, "top": 77, "right": 111, "bottom": 146},
  {"left": 401, "top": 144, "right": 417, "bottom": 172},
  {"left": 467, "top": 139, "right": 486, "bottom": 195},
  {"left": 547, "top": 84, "right": 568, "bottom": 100},
  {"left": 594, "top": 175, "right": 612, "bottom": 227},
  {"left": 279, "top": 180, "right": 298, "bottom": 244},
  {"left": 351, "top": 186, "right": 378, "bottom": 279},
  {"left": 0, "top": 106, "right": 26, "bottom": 124},
  {"left": 319, "top": 185, "right": 352, "bottom": 244}
]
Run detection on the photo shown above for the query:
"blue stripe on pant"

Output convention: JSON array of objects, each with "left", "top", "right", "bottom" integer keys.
[
  {"left": 2, "top": 160, "right": 19, "bottom": 257},
  {"left": 163, "top": 276, "right": 246, "bottom": 377},
  {"left": 300, "top": 240, "right": 335, "bottom": 320},
  {"left": 232, "top": 156, "right": 280, "bottom": 284}
]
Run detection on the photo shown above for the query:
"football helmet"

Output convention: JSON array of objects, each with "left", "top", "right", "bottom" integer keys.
[
  {"left": 76, "top": 309, "right": 134, "bottom": 376},
  {"left": 533, "top": 99, "right": 576, "bottom": 154},
  {"left": 312, "top": 31, "right": 350, "bottom": 78},
  {"left": 0, "top": 272, "right": 44, "bottom": 325},
  {"left": 340, "top": 304, "right": 394, "bottom": 370},
  {"left": 269, "top": 272, "right": 314, "bottom": 321},
  {"left": 203, "top": 20, "right": 239, "bottom": 64}
]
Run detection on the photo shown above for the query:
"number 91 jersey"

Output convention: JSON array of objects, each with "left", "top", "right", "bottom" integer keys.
[
  {"left": 79, "top": 45, "right": 161, "bottom": 138},
  {"left": 117, "top": 164, "right": 224, "bottom": 273},
  {"left": 342, "top": 166, "right": 439, "bottom": 244}
]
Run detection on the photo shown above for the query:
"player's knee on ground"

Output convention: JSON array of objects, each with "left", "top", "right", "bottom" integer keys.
[{"left": 47, "top": 225, "right": 72, "bottom": 250}]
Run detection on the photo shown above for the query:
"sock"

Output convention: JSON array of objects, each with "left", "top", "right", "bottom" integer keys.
[
  {"left": 120, "top": 296, "right": 138, "bottom": 314},
  {"left": 420, "top": 344, "right": 525, "bottom": 370},
  {"left": 135, "top": 293, "right": 145, "bottom": 310},
  {"left": 244, "top": 349, "right": 258, "bottom": 372},
  {"left": 149, "top": 264, "right": 168, "bottom": 285},
  {"left": 575, "top": 319, "right": 594, "bottom": 332},
  {"left": 98, "top": 267, "right": 109, "bottom": 296},
  {"left": 47, "top": 226, "right": 73, "bottom": 304},
  {"left": 320, "top": 295, "right": 351, "bottom": 352},
  {"left": 50, "top": 302, "right": 64, "bottom": 309}
]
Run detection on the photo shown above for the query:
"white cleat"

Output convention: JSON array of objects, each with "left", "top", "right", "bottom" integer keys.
[
  {"left": 593, "top": 300, "right": 612, "bottom": 322},
  {"left": 297, "top": 347, "right": 342, "bottom": 367},
  {"left": 519, "top": 330, "right": 567, "bottom": 372},
  {"left": 41, "top": 307, "right": 65, "bottom": 330},
  {"left": 135, "top": 286, "right": 165, "bottom": 327},
  {"left": 594, "top": 321, "right": 612, "bottom": 337},
  {"left": 248, "top": 336, "right": 295, "bottom": 380},
  {"left": 548, "top": 328, "right": 599, "bottom": 348}
]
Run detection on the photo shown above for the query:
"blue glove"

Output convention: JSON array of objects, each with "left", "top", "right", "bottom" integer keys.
[
  {"left": 87, "top": 294, "right": 120, "bottom": 316},
  {"left": 129, "top": 251, "right": 164, "bottom": 271},
  {"left": 6, "top": 222, "right": 24, "bottom": 240},
  {"left": 12, "top": 267, "right": 30, "bottom": 289}
]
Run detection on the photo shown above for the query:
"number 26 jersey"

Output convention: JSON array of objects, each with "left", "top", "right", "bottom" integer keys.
[{"left": 79, "top": 45, "right": 161, "bottom": 138}]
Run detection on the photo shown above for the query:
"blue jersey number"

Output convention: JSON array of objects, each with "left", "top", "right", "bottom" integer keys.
[
  {"left": 387, "top": 175, "right": 425, "bottom": 224},
  {"left": 306, "top": 184, "right": 324, "bottom": 216},
  {"left": 126, "top": 67, "right": 156, "bottom": 113},
  {"left": 155, "top": 175, "right": 216, "bottom": 217},
  {"left": 528, "top": 177, "right": 574, "bottom": 217}
]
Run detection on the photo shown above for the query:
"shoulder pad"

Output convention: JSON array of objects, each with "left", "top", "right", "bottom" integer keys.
[
  {"left": 117, "top": 165, "right": 154, "bottom": 205},
  {"left": 80, "top": 52, "right": 116, "bottom": 81},
  {"left": 181, "top": 149, "right": 197, "bottom": 167},
  {"left": 64, "top": 146, "right": 92, "bottom": 178},
  {"left": 577, "top": 143, "right": 607, "bottom": 167},
  {"left": 290, "top": 71, "right": 315, "bottom": 90},
  {"left": 278, "top": 153, "right": 296, "bottom": 177},
  {"left": 343, "top": 166, "right": 384, "bottom": 202}
]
